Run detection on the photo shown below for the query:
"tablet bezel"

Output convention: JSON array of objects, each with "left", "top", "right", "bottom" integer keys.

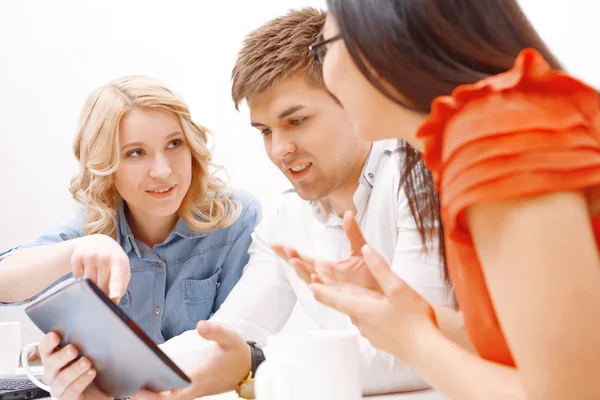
[{"left": 24, "top": 278, "right": 191, "bottom": 396}]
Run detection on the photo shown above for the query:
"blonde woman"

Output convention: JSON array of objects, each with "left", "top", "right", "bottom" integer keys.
[{"left": 0, "top": 76, "right": 260, "bottom": 399}]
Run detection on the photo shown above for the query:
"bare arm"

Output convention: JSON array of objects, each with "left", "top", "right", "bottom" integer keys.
[
  {"left": 309, "top": 191, "right": 600, "bottom": 398},
  {"left": 404, "top": 322, "right": 525, "bottom": 400},
  {"left": 0, "top": 240, "right": 77, "bottom": 302},
  {"left": 407, "top": 191, "right": 600, "bottom": 399},
  {"left": 467, "top": 190, "right": 600, "bottom": 399},
  {"left": 432, "top": 306, "right": 475, "bottom": 353}
]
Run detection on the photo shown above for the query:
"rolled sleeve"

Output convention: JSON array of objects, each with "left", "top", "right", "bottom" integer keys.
[
  {"left": 18, "top": 210, "right": 85, "bottom": 250},
  {"left": 0, "top": 209, "right": 85, "bottom": 305}
]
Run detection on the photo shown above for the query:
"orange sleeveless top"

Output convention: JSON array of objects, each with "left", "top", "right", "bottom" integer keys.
[{"left": 416, "top": 48, "right": 600, "bottom": 366}]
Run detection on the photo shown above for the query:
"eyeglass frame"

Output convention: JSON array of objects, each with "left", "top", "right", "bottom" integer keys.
[{"left": 309, "top": 34, "right": 342, "bottom": 68}]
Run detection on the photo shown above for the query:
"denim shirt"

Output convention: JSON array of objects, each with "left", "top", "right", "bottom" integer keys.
[{"left": 0, "top": 190, "right": 261, "bottom": 344}]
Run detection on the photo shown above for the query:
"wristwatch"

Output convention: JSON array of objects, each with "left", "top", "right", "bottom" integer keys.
[{"left": 235, "top": 341, "right": 266, "bottom": 399}]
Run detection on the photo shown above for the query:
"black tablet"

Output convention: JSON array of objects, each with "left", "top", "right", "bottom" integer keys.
[{"left": 24, "top": 278, "right": 191, "bottom": 399}]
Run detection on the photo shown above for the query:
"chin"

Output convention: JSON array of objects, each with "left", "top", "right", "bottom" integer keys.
[
  {"left": 292, "top": 186, "right": 329, "bottom": 202},
  {"left": 148, "top": 203, "right": 182, "bottom": 218},
  {"left": 158, "top": 209, "right": 180, "bottom": 218},
  {"left": 294, "top": 190, "right": 318, "bottom": 201}
]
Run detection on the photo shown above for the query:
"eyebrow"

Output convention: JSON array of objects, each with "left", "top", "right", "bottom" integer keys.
[
  {"left": 250, "top": 105, "right": 306, "bottom": 128},
  {"left": 121, "top": 131, "right": 183, "bottom": 150}
]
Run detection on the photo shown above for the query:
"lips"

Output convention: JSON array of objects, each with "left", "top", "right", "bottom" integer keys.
[
  {"left": 147, "top": 185, "right": 174, "bottom": 193},
  {"left": 289, "top": 163, "right": 311, "bottom": 173},
  {"left": 287, "top": 163, "right": 313, "bottom": 182},
  {"left": 145, "top": 184, "right": 177, "bottom": 198}
]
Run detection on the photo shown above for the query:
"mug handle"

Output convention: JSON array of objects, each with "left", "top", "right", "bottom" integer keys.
[{"left": 21, "top": 342, "right": 51, "bottom": 393}]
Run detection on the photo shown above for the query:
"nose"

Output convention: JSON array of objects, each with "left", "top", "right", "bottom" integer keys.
[
  {"left": 149, "top": 152, "right": 172, "bottom": 179},
  {"left": 271, "top": 131, "right": 296, "bottom": 161}
]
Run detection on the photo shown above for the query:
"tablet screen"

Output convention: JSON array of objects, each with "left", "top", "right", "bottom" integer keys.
[{"left": 25, "top": 278, "right": 190, "bottom": 398}]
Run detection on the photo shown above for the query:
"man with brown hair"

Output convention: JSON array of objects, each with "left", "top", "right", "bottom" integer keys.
[
  {"left": 142, "top": 8, "right": 450, "bottom": 400},
  {"left": 231, "top": 8, "right": 369, "bottom": 208}
]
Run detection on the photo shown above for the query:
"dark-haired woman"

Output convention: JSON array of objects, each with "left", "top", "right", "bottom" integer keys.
[{"left": 288, "top": 1, "right": 600, "bottom": 398}]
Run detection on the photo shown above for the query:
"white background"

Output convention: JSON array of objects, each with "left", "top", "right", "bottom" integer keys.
[{"left": 1, "top": 0, "right": 599, "bottom": 346}]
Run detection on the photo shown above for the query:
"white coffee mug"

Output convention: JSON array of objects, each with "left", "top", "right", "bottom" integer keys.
[
  {"left": 0, "top": 322, "right": 20, "bottom": 376},
  {"left": 21, "top": 342, "right": 51, "bottom": 392},
  {"left": 254, "top": 329, "right": 362, "bottom": 400}
]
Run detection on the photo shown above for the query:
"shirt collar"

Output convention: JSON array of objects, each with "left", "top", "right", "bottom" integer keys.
[
  {"left": 116, "top": 203, "right": 207, "bottom": 257},
  {"left": 166, "top": 218, "right": 208, "bottom": 241},
  {"left": 310, "top": 139, "right": 401, "bottom": 226},
  {"left": 116, "top": 203, "right": 137, "bottom": 256},
  {"left": 359, "top": 139, "right": 399, "bottom": 189}
]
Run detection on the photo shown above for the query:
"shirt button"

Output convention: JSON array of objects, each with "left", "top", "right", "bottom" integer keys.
[
  {"left": 384, "top": 150, "right": 392, "bottom": 156},
  {"left": 216, "top": 282, "right": 220, "bottom": 288},
  {"left": 155, "top": 307, "right": 160, "bottom": 315},
  {"left": 368, "top": 173, "right": 374, "bottom": 179}
]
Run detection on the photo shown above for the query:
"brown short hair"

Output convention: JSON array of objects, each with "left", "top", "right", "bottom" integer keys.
[{"left": 231, "top": 7, "right": 326, "bottom": 110}]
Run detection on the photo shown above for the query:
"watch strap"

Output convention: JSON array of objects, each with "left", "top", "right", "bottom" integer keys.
[{"left": 247, "top": 341, "right": 265, "bottom": 377}]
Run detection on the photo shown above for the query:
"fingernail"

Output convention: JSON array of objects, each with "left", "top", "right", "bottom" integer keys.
[
  {"left": 87, "top": 368, "right": 96, "bottom": 376},
  {"left": 344, "top": 210, "right": 353, "bottom": 218}
]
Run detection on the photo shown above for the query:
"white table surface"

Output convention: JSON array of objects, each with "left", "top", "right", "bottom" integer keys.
[
  {"left": 37, "top": 387, "right": 446, "bottom": 399},
  {"left": 12, "top": 367, "right": 446, "bottom": 399},
  {"left": 201, "top": 389, "right": 446, "bottom": 399},
  {"left": 36, "top": 389, "right": 446, "bottom": 399}
]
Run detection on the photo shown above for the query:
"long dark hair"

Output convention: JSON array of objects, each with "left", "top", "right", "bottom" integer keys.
[{"left": 326, "top": 0, "right": 564, "bottom": 281}]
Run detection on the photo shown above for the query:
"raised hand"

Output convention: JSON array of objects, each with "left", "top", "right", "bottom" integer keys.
[
  {"left": 310, "top": 244, "right": 438, "bottom": 361},
  {"left": 271, "top": 211, "right": 382, "bottom": 292}
]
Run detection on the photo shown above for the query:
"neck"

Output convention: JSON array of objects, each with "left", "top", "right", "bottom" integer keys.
[
  {"left": 327, "top": 147, "right": 371, "bottom": 217},
  {"left": 409, "top": 134, "right": 425, "bottom": 153},
  {"left": 125, "top": 205, "right": 178, "bottom": 248},
  {"left": 404, "top": 111, "right": 428, "bottom": 153}
]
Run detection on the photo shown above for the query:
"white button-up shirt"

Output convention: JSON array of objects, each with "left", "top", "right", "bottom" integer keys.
[{"left": 161, "top": 139, "right": 453, "bottom": 395}]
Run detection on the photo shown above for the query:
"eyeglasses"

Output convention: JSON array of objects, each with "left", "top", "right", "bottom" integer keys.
[{"left": 309, "top": 35, "right": 342, "bottom": 68}]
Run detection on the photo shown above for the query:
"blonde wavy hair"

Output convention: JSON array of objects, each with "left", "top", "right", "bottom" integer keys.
[{"left": 69, "top": 75, "right": 241, "bottom": 237}]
